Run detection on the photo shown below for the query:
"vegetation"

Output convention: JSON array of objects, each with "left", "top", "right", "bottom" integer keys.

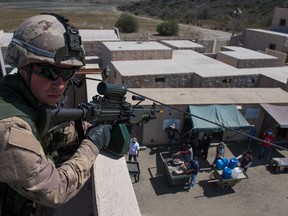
[
  {"left": 157, "top": 20, "right": 179, "bottom": 36},
  {"left": 115, "top": 13, "right": 139, "bottom": 33},
  {"left": 117, "top": 0, "right": 288, "bottom": 32}
]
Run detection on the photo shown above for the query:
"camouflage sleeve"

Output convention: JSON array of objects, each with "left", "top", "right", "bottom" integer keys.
[
  {"left": 0, "top": 117, "right": 99, "bottom": 208},
  {"left": 61, "top": 121, "right": 92, "bottom": 145}
]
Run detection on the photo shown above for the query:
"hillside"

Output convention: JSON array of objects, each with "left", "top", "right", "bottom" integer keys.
[{"left": 117, "top": 0, "right": 288, "bottom": 32}]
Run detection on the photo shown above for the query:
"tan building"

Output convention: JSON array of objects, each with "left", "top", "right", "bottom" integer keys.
[
  {"left": 271, "top": 7, "right": 288, "bottom": 33},
  {"left": 231, "top": 7, "right": 288, "bottom": 63}
]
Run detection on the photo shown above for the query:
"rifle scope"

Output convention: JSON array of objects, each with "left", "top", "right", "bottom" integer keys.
[{"left": 97, "top": 81, "right": 127, "bottom": 97}]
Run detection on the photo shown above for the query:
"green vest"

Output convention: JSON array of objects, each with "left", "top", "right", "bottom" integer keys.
[
  {"left": 0, "top": 74, "right": 41, "bottom": 216},
  {"left": 0, "top": 74, "right": 75, "bottom": 216}
]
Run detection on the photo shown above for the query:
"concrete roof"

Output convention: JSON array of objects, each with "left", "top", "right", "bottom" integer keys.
[
  {"left": 219, "top": 46, "right": 278, "bottom": 60},
  {"left": 0, "top": 30, "right": 13, "bottom": 46},
  {"left": 112, "top": 47, "right": 288, "bottom": 83},
  {"left": 112, "top": 49, "right": 238, "bottom": 76},
  {"left": 247, "top": 28, "right": 288, "bottom": 37},
  {"left": 0, "top": 29, "right": 120, "bottom": 47},
  {"left": 79, "top": 29, "right": 119, "bottom": 41},
  {"left": 102, "top": 41, "right": 172, "bottom": 51},
  {"left": 125, "top": 88, "right": 288, "bottom": 105},
  {"left": 160, "top": 40, "right": 204, "bottom": 49}
]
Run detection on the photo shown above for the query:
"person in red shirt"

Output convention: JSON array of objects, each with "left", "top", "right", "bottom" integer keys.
[{"left": 258, "top": 129, "right": 274, "bottom": 160}]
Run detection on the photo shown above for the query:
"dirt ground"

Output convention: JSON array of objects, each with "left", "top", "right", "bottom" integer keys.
[{"left": 129, "top": 141, "right": 288, "bottom": 216}]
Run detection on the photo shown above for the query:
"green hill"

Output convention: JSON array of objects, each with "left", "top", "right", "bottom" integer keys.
[{"left": 117, "top": 0, "right": 288, "bottom": 32}]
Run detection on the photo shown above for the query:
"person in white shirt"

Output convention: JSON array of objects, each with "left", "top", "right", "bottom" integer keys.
[{"left": 128, "top": 137, "right": 140, "bottom": 161}]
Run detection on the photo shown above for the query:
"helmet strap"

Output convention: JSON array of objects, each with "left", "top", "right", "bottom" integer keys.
[{"left": 23, "top": 64, "right": 33, "bottom": 89}]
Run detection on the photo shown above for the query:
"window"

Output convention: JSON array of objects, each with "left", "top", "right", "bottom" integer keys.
[
  {"left": 222, "top": 78, "right": 232, "bottom": 83},
  {"left": 269, "top": 43, "right": 276, "bottom": 50},
  {"left": 155, "top": 77, "right": 165, "bottom": 82},
  {"left": 279, "top": 19, "right": 286, "bottom": 27}
]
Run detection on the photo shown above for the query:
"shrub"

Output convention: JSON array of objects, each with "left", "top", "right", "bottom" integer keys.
[
  {"left": 156, "top": 20, "right": 179, "bottom": 36},
  {"left": 115, "top": 13, "right": 139, "bottom": 33}
]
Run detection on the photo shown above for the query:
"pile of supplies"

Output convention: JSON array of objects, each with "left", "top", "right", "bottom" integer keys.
[{"left": 216, "top": 157, "right": 242, "bottom": 179}]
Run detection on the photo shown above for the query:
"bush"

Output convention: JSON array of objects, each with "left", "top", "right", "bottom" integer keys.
[
  {"left": 115, "top": 13, "right": 139, "bottom": 33},
  {"left": 156, "top": 20, "right": 179, "bottom": 36}
]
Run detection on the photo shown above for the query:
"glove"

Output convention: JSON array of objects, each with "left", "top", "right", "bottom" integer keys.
[{"left": 86, "top": 124, "right": 112, "bottom": 150}]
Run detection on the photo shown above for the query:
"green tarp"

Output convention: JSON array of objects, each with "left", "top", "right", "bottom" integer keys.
[{"left": 188, "top": 105, "right": 252, "bottom": 132}]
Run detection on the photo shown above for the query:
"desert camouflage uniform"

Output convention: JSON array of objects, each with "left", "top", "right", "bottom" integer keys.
[{"left": 0, "top": 73, "right": 99, "bottom": 215}]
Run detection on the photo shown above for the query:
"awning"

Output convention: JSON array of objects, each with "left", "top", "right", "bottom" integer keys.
[
  {"left": 261, "top": 104, "right": 288, "bottom": 128},
  {"left": 188, "top": 105, "right": 252, "bottom": 132}
]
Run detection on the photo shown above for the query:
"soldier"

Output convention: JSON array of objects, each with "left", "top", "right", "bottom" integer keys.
[{"left": 0, "top": 13, "right": 111, "bottom": 215}]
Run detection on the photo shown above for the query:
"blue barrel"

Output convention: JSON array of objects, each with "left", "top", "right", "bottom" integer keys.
[
  {"left": 222, "top": 166, "right": 232, "bottom": 179},
  {"left": 222, "top": 157, "right": 229, "bottom": 167},
  {"left": 228, "top": 157, "right": 238, "bottom": 169},
  {"left": 216, "top": 159, "right": 224, "bottom": 170}
]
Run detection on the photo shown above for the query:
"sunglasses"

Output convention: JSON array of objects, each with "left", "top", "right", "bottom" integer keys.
[{"left": 33, "top": 64, "right": 78, "bottom": 81}]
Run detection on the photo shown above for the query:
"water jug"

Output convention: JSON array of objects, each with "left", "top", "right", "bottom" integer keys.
[
  {"left": 228, "top": 157, "right": 238, "bottom": 169},
  {"left": 222, "top": 166, "right": 232, "bottom": 179},
  {"left": 222, "top": 157, "right": 229, "bottom": 167},
  {"left": 231, "top": 167, "right": 242, "bottom": 179},
  {"left": 216, "top": 159, "right": 224, "bottom": 170}
]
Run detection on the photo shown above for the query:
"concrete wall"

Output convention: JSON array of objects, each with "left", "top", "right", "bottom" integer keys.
[
  {"left": 257, "top": 74, "right": 287, "bottom": 90},
  {"left": 244, "top": 29, "right": 287, "bottom": 53},
  {"left": 265, "top": 48, "right": 287, "bottom": 66},
  {"left": 216, "top": 52, "right": 278, "bottom": 68},
  {"left": 121, "top": 73, "right": 193, "bottom": 88},
  {"left": 110, "top": 50, "right": 172, "bottom": 61},
  {"left": 198, "top": 38, "right": 230, "bottom": 53},
  {"left": 198, "top": 74, "right": 259, "bottom": 88},
  {"left": 271, "top": 7, "right": 288, "bottom": 33},
  {"left": 136, "top": 103, "right": 267, "bottom": 145},
  {"left": 142, "top": 104, "right": 186, "bottom": 145},
  {"left": 83, "top": 41, "right": 103, "bottom": 57}
]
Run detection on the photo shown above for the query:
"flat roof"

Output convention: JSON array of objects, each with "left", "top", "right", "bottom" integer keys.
[
  {"left": 79, "top": 29, "right": 119, "bottom": 41},
  {"left": 125, "top": 88, "right": 288, "bottom": 105},
  {"left": 247, "top": 28, "right": 288, "bottom": 37},
  {"left": 102, "top": 41, "right": 172, "bottom": 51},
  {"left": 0, "top": 31, "right": 13, "bottom": 46},
  {"left": 112, "top": 48, "right": 288, "bottom": 82},
  {"left": 0, "top": 30, "right": 119, "bottom": 47},
  {"left": 160, "top": 40, "right": 204, "bottom": 48},
  {"left": 219, "top": 46, "right": 278, "bottom": 60},
  {"left": 112, "top": 50, "right": 238, "bottom": 76}
]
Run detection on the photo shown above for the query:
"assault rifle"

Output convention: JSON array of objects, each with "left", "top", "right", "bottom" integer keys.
[{"left": 36, "top": 81, "right": 158, "bottom": 156}]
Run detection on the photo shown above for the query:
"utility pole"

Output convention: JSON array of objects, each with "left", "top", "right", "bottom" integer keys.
[{"left": 232, "top": 0, "right": 241, "bottom": 36}]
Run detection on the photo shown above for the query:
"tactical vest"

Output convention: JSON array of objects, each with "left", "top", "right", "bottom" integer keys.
[
  {"left": 0, "top": 106, "right": 38, "bottom": 216},
  {"left": 0, "top": 74, "right": 40, "bottom": 216},
  {"left": 0, "top": 74, "right": 77, "bottom": 216}
]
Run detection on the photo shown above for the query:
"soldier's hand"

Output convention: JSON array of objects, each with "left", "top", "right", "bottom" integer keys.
[{"left": 86, "top": 124, "right": 112, "bottom": 150}]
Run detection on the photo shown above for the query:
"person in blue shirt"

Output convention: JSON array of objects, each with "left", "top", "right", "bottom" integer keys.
[{"left": 185, "top": 156, "right": 200, "bottom": 192}]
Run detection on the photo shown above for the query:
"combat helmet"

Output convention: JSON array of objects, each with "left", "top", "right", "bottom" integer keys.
[{"left": 5, "top": 13, "right": 85, "bottom": 68}]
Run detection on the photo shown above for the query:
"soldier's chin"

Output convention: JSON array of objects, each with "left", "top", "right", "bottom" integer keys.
[{"left": 46, "top": 96, "right": 60, "bottom": 106}]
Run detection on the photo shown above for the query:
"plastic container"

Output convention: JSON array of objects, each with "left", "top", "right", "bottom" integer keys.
[
  {"left": 222, "top": 166, "right": 232, "bottom": 179},
  {"left": 228, "top": 157, "right": 238, "bottom": 169},
  {"left": 222, "top": 157, "right": 229, "bottom": 167},
  {"left": 231, "top": 167, "right": 242, "bottom": 179},
  {"left": 216, "top": 159, "right": 225, "bottom": 170}
]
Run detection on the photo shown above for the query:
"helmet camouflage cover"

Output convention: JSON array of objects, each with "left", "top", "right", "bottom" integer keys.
[{"left": 5, "top": 13, "right": 85, "bottom": 68}]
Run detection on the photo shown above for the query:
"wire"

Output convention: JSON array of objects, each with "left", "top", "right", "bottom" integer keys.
[{"left": 85, "top": 77, "right": 288, "bottom": 151}]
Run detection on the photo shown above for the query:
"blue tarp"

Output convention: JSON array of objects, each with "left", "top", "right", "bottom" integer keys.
[{"left": 188, "top": 105, "right": 252, "bottom": 132}]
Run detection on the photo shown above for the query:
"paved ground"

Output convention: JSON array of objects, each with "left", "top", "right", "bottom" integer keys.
[{"left": 129, "top": 141, "right": 288, "bottom": 216}]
